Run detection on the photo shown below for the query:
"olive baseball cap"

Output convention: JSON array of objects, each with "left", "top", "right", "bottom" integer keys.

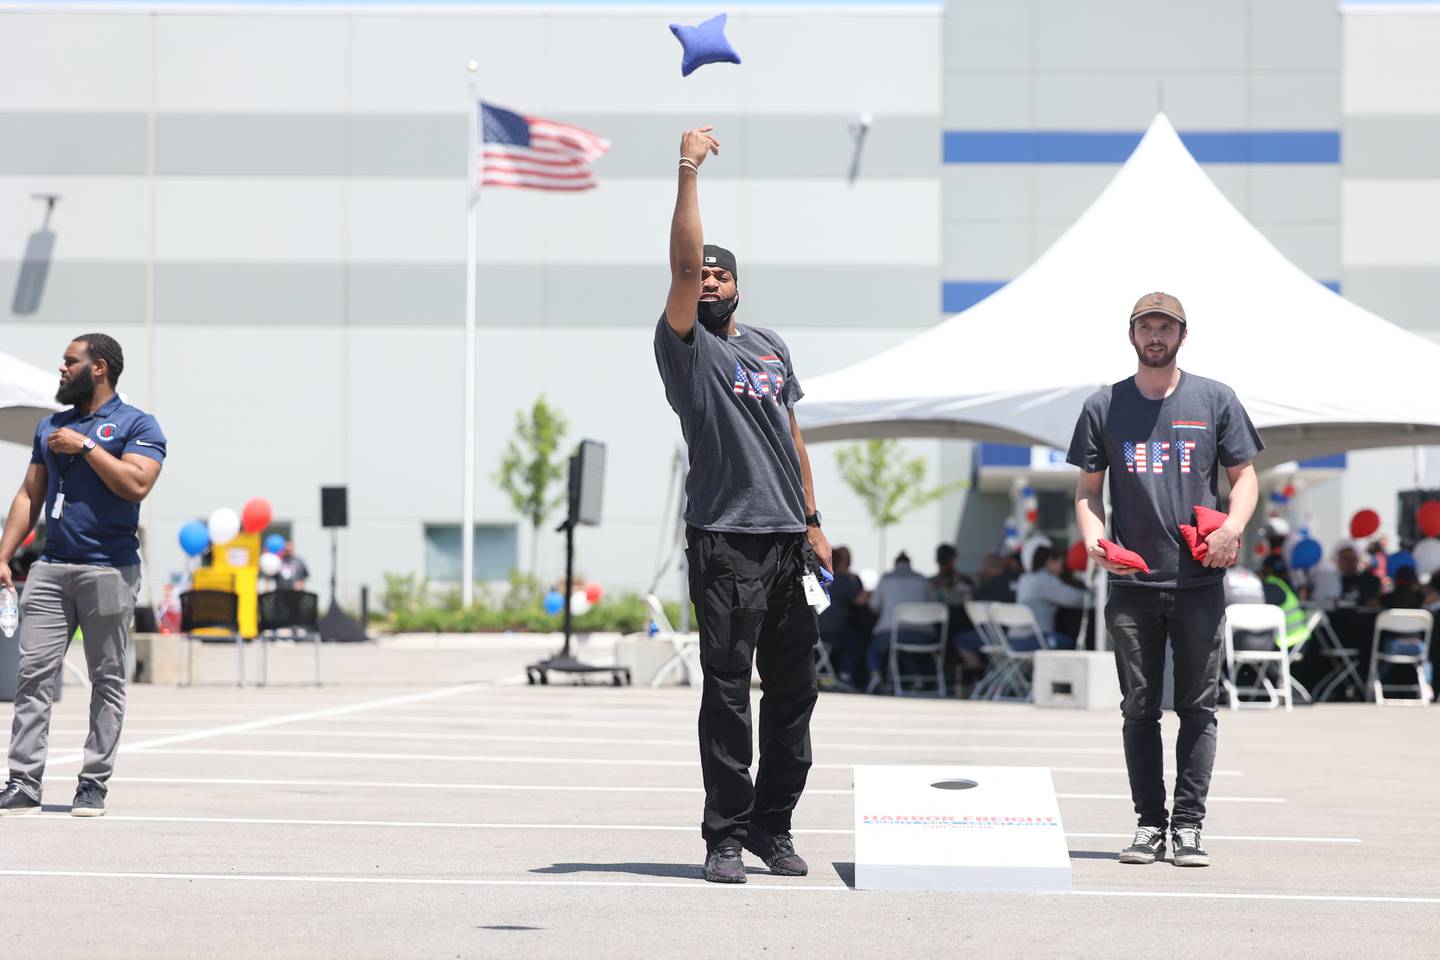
[{"left": 1129, "top": 291, "right": 1186, "bottom": 326}]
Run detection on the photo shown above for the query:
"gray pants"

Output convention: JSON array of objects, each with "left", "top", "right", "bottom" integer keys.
[{"left": 8, "top": 560, "right": 141, "bottom": 801}]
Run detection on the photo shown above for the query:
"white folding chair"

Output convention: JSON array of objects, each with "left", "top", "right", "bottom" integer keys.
[
  {"left": 888, "top": 602, "right": 948, "bottom": 698},
  {"left": 983, "top": 603, "right": 1053, "bottom": 703},
  {"left": 964, "top": 601, "right": 1010, "bottom": 700},
  {"left": 1369, "top": 609, "right": 1434, "bottom": 706},
  {"left": 1222, "top": 603, "right": 1293, "bottom": 711},
  {"left": 645, "top": 593, "right": 701, "bottom": 688},
  {"left": 1308, "top": 606, "right": 1366, "bottom": 702}
]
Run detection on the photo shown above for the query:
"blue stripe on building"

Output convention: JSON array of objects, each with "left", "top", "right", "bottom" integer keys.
[
  {"left": 945, "top": 280, "right": 1340, "bottom": 314},
  {"left": 943, "top": 130, "right": 1340, "bottom": 165}
]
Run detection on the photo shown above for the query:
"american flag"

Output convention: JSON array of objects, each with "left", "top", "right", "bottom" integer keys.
[
  {"left": 1151, "top": 441, "right": 1170, "bottom": 474},
  {"left": 480, "top": 102, "right": 610, "bottom": 192},
  {"left": 1125, "top": 441, "right": 1143, "bottom": 474}
]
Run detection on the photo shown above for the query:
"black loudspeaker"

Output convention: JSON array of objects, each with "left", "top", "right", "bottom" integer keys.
[
  {"left": 566, "top": 440, "right": 606, "bottom": 527},
  {"left": 320, "top": 486, "right": 348, "bottom": 528}
]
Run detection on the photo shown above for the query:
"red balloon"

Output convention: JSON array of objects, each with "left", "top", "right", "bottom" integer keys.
[
  {"left": 1066, "top": 540, "right": 1088, "bottom": 573},
  {"left": 1025, "top": 509, "right": 1038, "bottom": 523},
  {"left": 241, "top": 497, "right": 273, "bottom": 534},
  {"left": 584, "top": 583, "right": 603, "bottom": 604},
  {"left": 1350, "top": 509, "right": 1381, "bottom": 539},
  {"left": 1283, "top": 484, "right": 1296, "bottom": 498},
  {"left": 21, "top": 530, "right": 35, "bottom": 548},
  {"left": 1254, "top": 543, "right": 1268, "bottom": 556},
  {"left": 1418, "top": 502, "right": 1440, "bottom": 539}
]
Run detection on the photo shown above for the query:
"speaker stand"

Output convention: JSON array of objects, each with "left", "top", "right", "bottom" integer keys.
[
  {"left": 525, "top": 518, "right": 630, "bottom": 686},
  {"left": 319, "top": 528, "right": 369, "bottom": 643}
]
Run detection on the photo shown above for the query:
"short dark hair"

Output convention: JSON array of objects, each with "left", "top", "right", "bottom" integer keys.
[
  {"left": 936, "top": 544, "right": 957, "bottom": 566},
  {"left": 1031, "top": 545, "right": 1056, "bottom": 573},
  {"left": 75, "top": 333, "right": 124, "bottom": 387}
]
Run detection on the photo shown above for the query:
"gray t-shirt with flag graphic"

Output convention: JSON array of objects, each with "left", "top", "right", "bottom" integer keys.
[
  {"left": 1066, "top": 371, "right": 1263, "bottom": 590},
  {"left": 653, "top": 315, "right": 807, "bottom": 534}
]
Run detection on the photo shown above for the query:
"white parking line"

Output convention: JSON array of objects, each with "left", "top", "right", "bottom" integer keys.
[
  {"left": 228, "top": 729, "right": 1124, "bottom": 755},
  {"left": 119, "top": 747, "right": 1243, "bottom": 777},
  {"left": 0, "top": 870, "right": 1423, "bottom": 903},
  {"left": 44, "top": 683, "right": 493, "bottom": 768},
  {"left": 6, "top": 816, "right": 1346, "bottom": 842},
  {"left": 104, "top": 776, "right": 1278, "bottom": 803},
  {"left": 335, "top": 716, "right": 1121, "bottom": 739}
]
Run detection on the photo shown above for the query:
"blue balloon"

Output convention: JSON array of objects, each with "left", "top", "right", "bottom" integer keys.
[
  {"left": 178, "top": 520, "right": 210, "bottom": 557},
  {"left": 1389, "top": 551, "right": 1417, "bottom": 575},
  {"left": 1290, "top": 538, "right": 1322, "bottom": 570},
  {"left": 543, "top": 591, "right": 565, "bottom": 616},
  {"left": 263, "top": 533, "right": 286, "bottom": 555}
]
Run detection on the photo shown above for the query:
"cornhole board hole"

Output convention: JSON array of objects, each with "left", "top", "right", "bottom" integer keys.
[{"left": 853, "top": 765, "right": 1071, "bottom": 892}]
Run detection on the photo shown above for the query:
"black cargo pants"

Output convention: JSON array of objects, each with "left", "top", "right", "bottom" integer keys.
[{"left": 685, "top": 526, "right": 819, "bottom": 851}]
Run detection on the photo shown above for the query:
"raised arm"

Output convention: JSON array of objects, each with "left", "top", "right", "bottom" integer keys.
[{"left": 664, "top": 126, "right": 720, "bottom": 340}]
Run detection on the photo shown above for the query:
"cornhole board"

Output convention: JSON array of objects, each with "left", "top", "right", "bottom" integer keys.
[{"left": 853, "top": 765, "right": 1071, "bottom": 892}]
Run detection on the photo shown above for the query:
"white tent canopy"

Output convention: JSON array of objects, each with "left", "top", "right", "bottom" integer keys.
[
  {"left": 0, "top": 349, "right": 60, "bottom": 446},
  {"left": 798, "top": 114, "right": 1440, "bottom": 468}
]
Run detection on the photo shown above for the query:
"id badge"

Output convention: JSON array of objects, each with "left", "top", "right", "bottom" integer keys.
[
  {"left": 50, "top": 492, "right": 65, "bottom": 519},
  {"left": 802, "top": 572, "right": 830, "bottom": 613}
]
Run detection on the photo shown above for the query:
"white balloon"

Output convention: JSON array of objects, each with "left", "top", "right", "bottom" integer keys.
[
  {"left": 258, "top": 552, "right": 281, "bottom": 576},
  {"left": 858, "top": 568, "right": 880, "bottom": 592},
  {"left": 1412, "top": 538, "right": 1440, "bottom": 578},
  {"left": 1021, "top": 534, "right": 1053, "bottom": 574},
  {"left": 569, "top": 591, "right": 591, "bottom": 616},
  {"left": 207, "top": 507, "right": 241, "bottom": 547}
]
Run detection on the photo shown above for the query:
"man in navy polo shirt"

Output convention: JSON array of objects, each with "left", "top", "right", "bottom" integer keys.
[{"left": 0, "top": 334, "right": 166, "bottom": 818}]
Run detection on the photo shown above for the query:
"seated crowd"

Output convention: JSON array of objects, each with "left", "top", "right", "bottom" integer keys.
[{"left": 819, "top": 541, "right": 1090, "bottom": 694}]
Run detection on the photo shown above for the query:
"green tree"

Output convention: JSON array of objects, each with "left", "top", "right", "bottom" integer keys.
[
  {"left": 835, "top": 439, "right": 966, "bottom": 562},
  {"left": 494, "top": 396, "right": 569, "bottom": 577}
]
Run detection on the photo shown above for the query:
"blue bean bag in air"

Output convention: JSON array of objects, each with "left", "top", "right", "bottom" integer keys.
[{"left": 670, "top": 13, "right": 742, "bottom": 77}]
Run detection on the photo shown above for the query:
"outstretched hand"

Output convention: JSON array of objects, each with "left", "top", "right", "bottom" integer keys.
[{"left": 680, "top": 126, "right": 720, "bottom": 169}]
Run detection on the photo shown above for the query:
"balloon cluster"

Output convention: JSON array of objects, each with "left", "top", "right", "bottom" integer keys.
[
  {"left": 543, "top": 583, "right": 605, "bottom": 617},
  {"left": 177, "top": 497, "right": 273, "bottom": 560}
]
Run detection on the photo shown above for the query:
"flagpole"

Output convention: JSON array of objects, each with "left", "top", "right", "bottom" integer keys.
[{"left": 462, "top": 60, "right": 479, "bottom": 607}]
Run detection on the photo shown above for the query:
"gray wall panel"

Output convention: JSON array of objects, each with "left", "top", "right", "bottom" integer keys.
[
  {"left": 0, "top": 112, "right": 937, "bottom": 179},
  {"left": 1035, "top": 0, "right": 1248, "bottom": 72},
  {"left": 1344, "top": 115, "right": 1440, "bottom": 179},
  {"left": 0, "top": 114, "right": 146, "bottom": 175},
  {"left": 1250, "top": 75, "right": 1342, "bottom": 129},
  {"left": 1251, "top": 0, "right": 1340, "bottom": 72},
  {"left": 158, "top": 114, "right": 347, "bottom": 176},
  {"left": 1342, "top": 267, "right": 1440, "bottom": 332},
  {"left": 3, "top": 262, "right": 937, "bottom": 329},
  {"left": 943, "top": 75, "right": 1033, "bottom": 129},
  {"left": 944, "top": 0, "right": 1035, "bottom": 73},
  {"left": 0, "top": 261, "right": 144, "bottom": 325},
  {"left": 943, "top": 166, "right": 1034, "bottom": 222}
]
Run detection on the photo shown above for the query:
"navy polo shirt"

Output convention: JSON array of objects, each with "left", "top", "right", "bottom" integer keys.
[{"left": 31, "top": 394, "right": 167, "bottom": 567}]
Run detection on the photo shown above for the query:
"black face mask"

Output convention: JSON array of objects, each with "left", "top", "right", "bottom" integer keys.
[{"left": 697, "top": 294, "right": 739, "bottom": 332}]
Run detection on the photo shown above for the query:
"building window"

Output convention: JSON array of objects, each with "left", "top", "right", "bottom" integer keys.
[{"left": 423, "top": 524, "right": 519, "bottom": 582}]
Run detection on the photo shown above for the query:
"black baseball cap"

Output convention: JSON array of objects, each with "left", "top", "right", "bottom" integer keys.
[{"left": 703, "top": 244, "right": 737, "bottom": 279}]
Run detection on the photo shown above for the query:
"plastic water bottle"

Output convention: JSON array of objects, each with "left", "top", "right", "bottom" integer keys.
[
  {"left": 648, "top": 620, "right": 660, "bottom": 638},
  {"left": 0, "top": 587, "right": 18, "bottom": 638}
]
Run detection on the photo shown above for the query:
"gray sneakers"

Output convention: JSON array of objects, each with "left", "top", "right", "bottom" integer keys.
[
  {"left": 702, "top": 844, "right": 746, "bottom": 884},
  {"left": 1118, "top": 825, "right": 1166, "bottom": 864},
  {"left": 1171, "top": 826, "right": 1210, "bottom": 867}
]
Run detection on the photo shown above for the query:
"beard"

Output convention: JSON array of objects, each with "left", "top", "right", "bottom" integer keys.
[
  {"left": 1133, "top": 339, "right": 1181, "bottom": 369},
  {"left": 56, "top": 364, "right": 96, "bottom": 406}
]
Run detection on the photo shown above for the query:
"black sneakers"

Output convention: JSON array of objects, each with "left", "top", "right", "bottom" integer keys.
[
  {"left": 1171, "top": 825, "right": 1210, "bottom": 867},
  {"left": 0, "top": 781, "right": 41, "bottom": 817},
  {"left": 702, "top": 844, "right": 746, "bottom": 884},
  {"left": 744, "top": 828, "right": 809, "bottom": 876},
  {"left": 71, "top": 780, "right": 106, "bottom": 818},
  {"left": 1118, "top": 825, "right": 1166, "bottom": 864}
]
